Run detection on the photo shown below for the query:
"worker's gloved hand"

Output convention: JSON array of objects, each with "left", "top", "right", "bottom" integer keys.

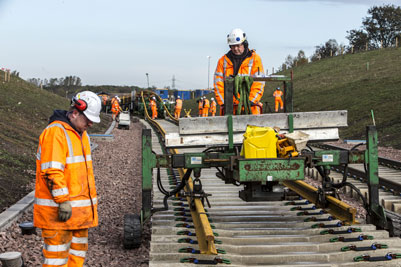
[{"left": 58, "top": 201, "right": 72, "bottom": 221}]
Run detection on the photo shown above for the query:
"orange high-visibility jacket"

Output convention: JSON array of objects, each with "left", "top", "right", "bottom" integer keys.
[
  {"left": 213, "top": 50, "right": 265, "bottom": 106},
  {"left": 273, "top": 90, "right": 283, "bottom": 99},
  {"left": 210, "top": 100, "right": 217, "bottom": 113},
  {"left": 198, "top": 100, "right": 203, "bottom": 110},
  {"left": 203, "top": 99, "right": 210, "bottom": 109},
  {"left": 175, "top": 99, "right": 183, "bottom": 109},
  {"left": 34, "top": 120, "right": 98, "bottom": 230},
  {"left": 111, "top": 100, "right": 120, "bottom": 114}
]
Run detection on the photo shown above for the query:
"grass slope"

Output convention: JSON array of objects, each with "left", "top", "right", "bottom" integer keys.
[
  {"left": 182, "top": 48, "right": 401, "bottom": 148},
  {"left": 0, "top": 74, "right": 110, "bottom": 211}
]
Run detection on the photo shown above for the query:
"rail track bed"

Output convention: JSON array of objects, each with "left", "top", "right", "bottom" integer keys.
[{"left": 146, "top": 119, "right": 401, "bottom": 266}]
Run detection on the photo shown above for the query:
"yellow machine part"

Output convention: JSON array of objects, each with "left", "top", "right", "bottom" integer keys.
[
  {"left": 277, "top": 138, "right": 299, "bottom": 158},
  {"left": 241, "top": 125, "right": 278, "bottom": 159}
]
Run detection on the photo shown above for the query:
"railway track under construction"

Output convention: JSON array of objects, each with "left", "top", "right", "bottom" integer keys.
[{"left": 138, "top": 115, "right": 401, "bottom": 266}]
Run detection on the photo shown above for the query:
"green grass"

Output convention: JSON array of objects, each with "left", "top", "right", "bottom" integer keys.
[
  {"left": 0, "top": 74, "right": 111, "bottom": 211},
  {"left": 183, "top": 48, "right": 401, "bottom": 148}
]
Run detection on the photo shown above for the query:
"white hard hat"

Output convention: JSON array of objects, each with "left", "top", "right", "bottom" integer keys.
[
  {"left": 74, "top": 91, "right": 101, "bottom": 123},
  {"left": 211, "top": 97, "right": 214, "bottom": 100},
  {"left": 227, "top": 28, "right": 246, "bottom": 45},
  {"left": 177, "top": 95, "right": 180, "bottom": 99}
]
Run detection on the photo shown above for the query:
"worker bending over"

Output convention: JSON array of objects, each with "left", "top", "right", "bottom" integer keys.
[
  {"left": 214, "top": 28, "right": 265, "bottom": 115},
  {"left": 210, "top": 97, "right": 217, "bottom": 116},
  {"left": 273, "top": 87, "right": 284, "bottom": 112},
  {"left": 175, "top": 95, "right": 182, "bottom": 119},
  {"left": 202, "top": 96, "right": 210, "bottom": 117},
  {"left": 111, "top": 96, "right": 122, "bottom": 121},
  {"left": 34, "top": 91, "right": 101, "bottom": 267},
  {"left": 150, "top": 96, "right": 158, "bottom": 119}
]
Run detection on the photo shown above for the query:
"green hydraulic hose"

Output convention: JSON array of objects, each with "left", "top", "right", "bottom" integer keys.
[{"left": 234, "top": 76, "right": 253, "bottom": 115}]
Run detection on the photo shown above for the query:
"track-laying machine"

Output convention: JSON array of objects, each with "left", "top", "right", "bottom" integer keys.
[{"left": 123, "top": 75, "right": 397, "bottom": 255}]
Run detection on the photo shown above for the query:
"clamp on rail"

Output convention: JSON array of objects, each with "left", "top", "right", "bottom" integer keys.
[
  {"left": 341, "top": 243, "right": 388, "bottom": 251},
  {"left": 180, "top": 257, "right": 231, "bottom": 265},
  {"left": 354, "top": 252, "right": 401, "bottom": 262}
]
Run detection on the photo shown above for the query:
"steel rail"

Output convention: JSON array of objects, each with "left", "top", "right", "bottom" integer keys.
[
  {"left": 140, "top": 92, "right": 217, "bottom": 254},
  {"left": 283, "top": 180, "right": 357, "bottom": 224}
]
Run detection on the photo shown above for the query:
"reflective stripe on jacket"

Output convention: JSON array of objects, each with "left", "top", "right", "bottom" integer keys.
[
  {"left": 34, "top": 121, "right": 98, "bottom": 230},
  {"left": 175, "top": 99, "right": 183, "bottom": 109},
  {"left": 213, "top": 50, "right": 265, "bottom": 106}
]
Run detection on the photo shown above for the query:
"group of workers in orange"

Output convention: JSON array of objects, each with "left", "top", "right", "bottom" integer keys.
[{"left": 197, "top": 96, "right": 217, "bottom": 117}]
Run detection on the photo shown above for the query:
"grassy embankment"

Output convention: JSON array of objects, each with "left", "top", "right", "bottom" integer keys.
[
  {"left": 0, "top": 74, "right": 110, "bottom": 210},
  {"left": 182, "top": 47, "right": 401, "bottom": 148}
]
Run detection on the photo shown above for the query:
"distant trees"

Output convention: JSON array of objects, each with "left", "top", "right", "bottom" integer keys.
[
  {"left": 346, "top": 4, "right": 401, "bottom": 49},
  {"left": 311, "top": 39, "right": 339, "bottom": 62},
  {"left": 27, "top": 75, "right": 82, "bottom": 88},
  {"left": 282, "top": 50, "right": 309, "bottom": 70}
]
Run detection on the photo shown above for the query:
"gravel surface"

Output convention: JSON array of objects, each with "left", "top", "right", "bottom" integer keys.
[{"left": 0, "top": 121, "right": 150, "bottom": 266}]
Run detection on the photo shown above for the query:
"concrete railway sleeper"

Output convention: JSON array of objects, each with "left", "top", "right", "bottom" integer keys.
[{"left": 121, "top": 116, "right": 401, "bottom": 266}]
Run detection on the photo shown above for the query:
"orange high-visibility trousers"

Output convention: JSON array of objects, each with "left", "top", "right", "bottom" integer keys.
[
  {"left": 42, "top": 228, "right": 88, "bottom": 267},
  {"left": 202, "top": 108, "right": 209, "bottom": 117},
  {"left": 275, "top": 98, "right": 283, "bottom": 112},
  {"left": 198, "top": 109, "right": 202, "bottom": 117},
  {"left": 174, "top": 108, "right": 181, "bottom": 119},
  {"left": 151, "top": 106, "right": 157, "bottom": 119}
]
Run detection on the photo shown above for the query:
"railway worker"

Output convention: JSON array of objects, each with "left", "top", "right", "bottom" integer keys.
[
  {"left": 33, "top": 91, "right": 101, "bottom": 267},
  {"left": 213, "top": 28, "right": 265, "bottom": 115},
  {"left": 150, "top": 96, "right": 158, "bottom": 119},
  {"left": 174, "top": 95, "right": 183, "bottom": 119},
  {"left": 101, "top": 94, "right": 108, "bottom": 112},
  {"left": 198, "top": 97, "right": 203, "bottom": 117},
  {"left": 111, "top": 95, "right": 122, "bottom": 121},
  {"left": 273, "top": 87, "right": 284, "bottom": 112},
  {"left": 202, "top": 96, "right": 210, "bottom": 117},
  {"left": 210, "top": 97, "right": 217, "bottom": 117}
]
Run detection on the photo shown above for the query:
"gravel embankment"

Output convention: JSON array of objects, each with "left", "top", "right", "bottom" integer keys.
[{"left": 0, "top": 121, "right": 149, "bottom": 266}]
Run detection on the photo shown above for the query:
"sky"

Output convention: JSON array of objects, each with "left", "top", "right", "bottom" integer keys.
[{"left": 1, "top": 0, "right": 400, "bottom": 89}]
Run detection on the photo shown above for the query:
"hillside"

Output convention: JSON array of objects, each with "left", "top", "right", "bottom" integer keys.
[
  {"left": 182, "top": 48, "right": 401, "bottom": 148},
  {"left": 0, "top": 74, "right": 111, "bottom": 211}
]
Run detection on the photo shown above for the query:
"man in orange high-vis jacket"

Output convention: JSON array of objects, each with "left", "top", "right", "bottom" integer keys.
[
  {"left": 214, "top": 28, "right": 265, "bottom": 115},
  {"left": 202, "top": 96, "right": 210, "bottom": 117},
  {"left": 34, "top": 91, "right": 101, "bottom": 267},
  {"left": 198, "top": 98, "right": 203, "bottom": 117},
  {"left": 210, "top": 97, "right": 217, "bottom": 116},
  {"left": 273, "top": 87, "right": 284, "bottom": 112},
  {"left": 111, "top": 96, "right": 122, "bottom": 121},
  {"left": 174, "top": 95, "right": 183, "bottom": 119},
  {"left": 150, "top": 96, "right": 158, "bottom": 119}
]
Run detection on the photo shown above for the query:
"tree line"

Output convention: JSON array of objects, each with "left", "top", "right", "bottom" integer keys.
[{"left": 281, "top": 4, "right": 401, "bottom": 70}]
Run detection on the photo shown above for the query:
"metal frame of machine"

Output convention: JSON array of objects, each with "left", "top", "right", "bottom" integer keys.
[{"left": 123, "top": 75, "right": 389, "bottom": 254}]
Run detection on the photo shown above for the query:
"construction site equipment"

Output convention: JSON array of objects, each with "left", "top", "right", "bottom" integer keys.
[
  {"left": 124, "top": 75, "right": 389, "bottom": 256},
  {"left": 118, "top": 111, "right": 131, "bottom": 130}
]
